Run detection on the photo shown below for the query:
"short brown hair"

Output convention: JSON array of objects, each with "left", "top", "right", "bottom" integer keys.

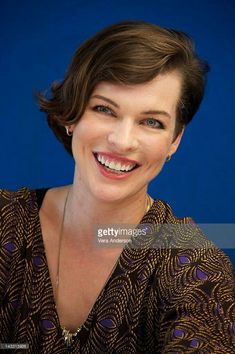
[{"left": 38, "top": 21, "right": 209, "bottom": 156}]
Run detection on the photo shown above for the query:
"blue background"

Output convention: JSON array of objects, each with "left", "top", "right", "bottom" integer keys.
[{"left": 1, "top": 1, "right": 234, "bottom": 263}]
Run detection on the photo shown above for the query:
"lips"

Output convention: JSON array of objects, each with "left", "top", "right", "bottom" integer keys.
[{"left": 93, "top": 152, "right": 140, "bottom": 174}]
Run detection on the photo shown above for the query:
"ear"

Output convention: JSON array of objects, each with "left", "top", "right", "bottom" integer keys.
[
  {"left": 168, "top": 127, "right": 185, "bottom": 157},
  {"left": 65, "top": 124, "right": 76, "bottom": 134}
]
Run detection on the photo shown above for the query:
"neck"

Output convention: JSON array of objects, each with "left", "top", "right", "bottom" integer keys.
[{"left": 63, "top": 182, "right": 150, "bottom": 246}]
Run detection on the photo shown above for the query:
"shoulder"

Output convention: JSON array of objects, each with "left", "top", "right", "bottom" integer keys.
[
  {"left": 0, "top": 186, "right": 36, "bottom": 200},
  {"left": 149, "top": 198, "right": 192, "bottom": 225},
  {"left": 150, "top": 199, "right": 221, "bottom": 250},
  {"left": 154, "top": 197, "right": 234, "bottom": 256},
  {"left": 0, "top": 188, "right": 39, "bottom": 288},
  {"left": 0, "top": 187, "right": 37, "bottom": 215},
  {"left": 0, "top": 187, "right": 39, "bottom": 246},
  {"left": 151, "top": 199, "right": 235, "bottom": 300}
]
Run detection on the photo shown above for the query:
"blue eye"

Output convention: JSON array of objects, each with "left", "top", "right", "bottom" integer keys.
[
  {"left": 143, "top": 118, "right": 163, "bottom": 129},
  {"left": 94, "top": 105, "right": 112, "bottom": 114}
]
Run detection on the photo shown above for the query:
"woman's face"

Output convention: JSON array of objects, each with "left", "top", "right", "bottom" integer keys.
[{"left": 70, "top": 71, "right": 184, "bottom": 203}]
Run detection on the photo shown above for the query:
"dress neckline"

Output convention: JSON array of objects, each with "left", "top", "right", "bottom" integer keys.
[
  {"left": 32, "top": 188, "right": 158, "bottom": 343},
  {"left": 33, "top": 189, "right": 121, "bottom": 335}
]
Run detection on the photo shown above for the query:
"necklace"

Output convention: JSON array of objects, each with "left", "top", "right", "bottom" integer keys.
[
  {"left": 55, "top": 188, "right": 79, "bottom": 348},
  {"left": 55, "top": 190, "right": 153, "bottom": 347},
  {"left": 146, "top": 193, "right": 153, "bottom": 213}
]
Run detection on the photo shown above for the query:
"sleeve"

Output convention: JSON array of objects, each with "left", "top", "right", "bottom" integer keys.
[
  {"left": 0, "top": 188, "right": 32, "bottom": 292},
  {"left": 0, "top": 188, "right": 33, "bottom": 341},
  {"left": 155, "top": 246, "right": 235, "bottom": 353},
  {"left": 0, "top": 189, "right": 17, "bottom": 292}
]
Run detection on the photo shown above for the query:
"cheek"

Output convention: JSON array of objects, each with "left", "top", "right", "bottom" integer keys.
[
  {"left": 73, "top": 120, "right": 98, "bottom": 145},
  {"left": 71, "top": 124, "right": 88, "bottom": 159},
  {"left": 73, "top": 120, "right": 90, "bottom": 139},
  {"left": 147, "top": 153, "right": 166, "bottom": 170},
  {"left": 144, "top": 138, "right": 171, "bottom": 164}
]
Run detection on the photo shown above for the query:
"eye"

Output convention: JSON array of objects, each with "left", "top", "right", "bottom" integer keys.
[
  {"left": 142, "top": 118, "right": 164, "bottom": 129},
  {"left": 93, "top": 105, "right": 114, "bottom": 115}
]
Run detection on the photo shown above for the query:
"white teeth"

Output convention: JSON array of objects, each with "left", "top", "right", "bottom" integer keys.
[
  {"left": 108, "top": 161, "right": 114, "bottom": 169},
  {"left": 116, "top": 162, "right": 121, "bottom": 170},
  {"left": 96, "top": 154, "right": 136, "bottom": 172},
  {"left": 104, "top": 159, "right": 110, "bottom": 168}
]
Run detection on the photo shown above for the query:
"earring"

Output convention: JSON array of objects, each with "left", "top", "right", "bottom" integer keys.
[
  {"left": 166, "top": 155, "right": 171, "bottom": 162},
  {"left": 65, "top": 126, "right": 73, "bottom": 136}
]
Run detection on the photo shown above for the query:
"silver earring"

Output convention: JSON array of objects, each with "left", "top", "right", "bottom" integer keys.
[
  {"left": 166, "top": 155, "right": 171, "bottom": 162},
  {"left": 65, "top": 127, "right": 73, "bottom": 136}
]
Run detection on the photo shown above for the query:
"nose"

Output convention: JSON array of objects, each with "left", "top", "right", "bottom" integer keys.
[{"left": 107, "top": 118, "right": 138, "bottom": 153}]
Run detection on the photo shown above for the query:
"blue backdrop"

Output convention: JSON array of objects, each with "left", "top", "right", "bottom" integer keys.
[{"left": 1, "top": 0, "right": 234, "bottom": 264}]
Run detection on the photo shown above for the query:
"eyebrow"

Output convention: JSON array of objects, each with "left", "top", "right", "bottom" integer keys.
[{"left": 91, "top": 94, "right": 171, "bottom": 119}]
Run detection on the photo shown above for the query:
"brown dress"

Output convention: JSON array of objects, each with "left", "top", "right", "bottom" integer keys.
[{"left": 0, "top": 187, "right": 235, "bottom": 353}]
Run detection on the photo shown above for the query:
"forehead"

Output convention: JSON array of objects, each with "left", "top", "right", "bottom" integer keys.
[{"left": 91, "top": 71, "right": 182, "bottom": 114}]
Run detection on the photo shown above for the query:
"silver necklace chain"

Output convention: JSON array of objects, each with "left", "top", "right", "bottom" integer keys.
[
  {"left": 55, "top": 188, "right": 80, "bottom": 347},
  {"left": 55, "top": 189, "right": 153, "bottom": 347}
]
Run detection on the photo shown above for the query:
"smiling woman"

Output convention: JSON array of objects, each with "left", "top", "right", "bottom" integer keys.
[
  {"left": 0, "top": 21, "right": 235, "bottom": 353},
  {"left": 67, "top": 74, "right": 183, "bottom": 202}
]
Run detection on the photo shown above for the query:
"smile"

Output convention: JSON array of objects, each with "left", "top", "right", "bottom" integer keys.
[{"left": 93, "top": 152, "right": 140, "bottom": 174}]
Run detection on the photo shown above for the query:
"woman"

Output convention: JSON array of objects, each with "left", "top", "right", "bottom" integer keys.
[{"left": 0, "top": 21, "right": 234, "bottom": 353}]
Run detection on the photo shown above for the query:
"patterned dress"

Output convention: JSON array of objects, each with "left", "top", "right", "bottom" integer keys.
[{"left": 0, "top": 187, "right": 234, "bottom": 353}]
